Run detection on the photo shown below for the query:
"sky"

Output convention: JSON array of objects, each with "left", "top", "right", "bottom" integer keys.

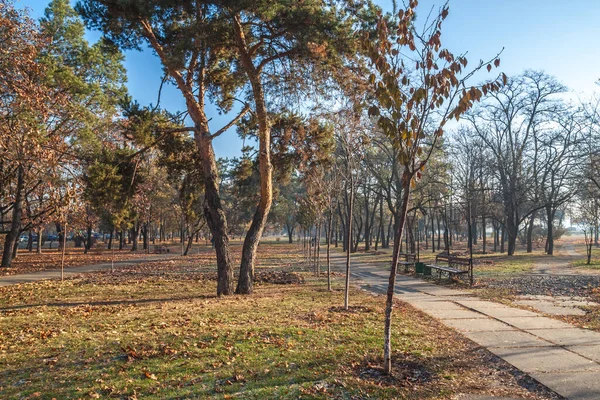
[{"left": 15, "top": 0, "right": 600, "bottom": 158}]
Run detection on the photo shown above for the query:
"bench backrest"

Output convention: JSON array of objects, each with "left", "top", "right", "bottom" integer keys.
[
  {"left": 399, "top": 253, "right": 417, "bottom": 262},
  {"left": 435, "top": 253, "right": 471, "bottom": 271}
]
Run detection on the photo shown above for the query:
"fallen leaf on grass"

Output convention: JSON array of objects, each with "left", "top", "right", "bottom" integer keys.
[{"left": 144, "top": 371, "right": 158, "bottom": 380}]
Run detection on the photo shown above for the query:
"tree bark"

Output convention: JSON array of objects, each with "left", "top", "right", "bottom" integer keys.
[
  {"left": 1, "top": 165, "right": 24, "bottom": 268},
  {"left": 315, "top": 221, "right": 321, "bottom": 276},
  {"left": 526, "top": 211, "right": 536, "bottom": 253},
  {"left": 234, "top": 15, "right": 273, "bottom": 295},
  {"left": 85, "top": 225, "right": 93, "bottom": 254},
  {"left": 108, "top": 229, "right": 113, "bottom": 250},
  {"left": 384, "top": 172, "right": 412, "bottom": 374},
  {"left": 37, "top": 226, "right": 42, "bottom": 254},
  {"left": 546, "top": 205, "right": 555, "bottom": 255},
  {"left": 344, "top": 177, "right": 354, "bottom": 310},
  {"left": 184, "top": 232, "right": 194, "bottom": 256},
  {"left": 327, "top": 208, "right": 333, "bottom": 291},
  {"left": 140, "top": 18, "right": 234, "bottom": 296},
  {"left": 130, "top": 225, "right": 139, "bottom": 252}
]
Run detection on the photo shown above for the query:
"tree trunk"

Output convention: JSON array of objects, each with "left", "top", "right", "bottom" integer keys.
[
  {"left": 108, "top": 229, "right": 113, "bottom": 250},
  {"left": 198, "top": 135, "right": 234, "bottom": 296},
  {"left": 1, "top": 165, "right": 24, "bottom": 268},
  {"left": 384, "top": 172, "right": 412, "bottom": 374},
  {"left": 37, "top": 227, "right": 43, "bottom": 254},
  {"left": 526, "top": 211, "right": 536, "bottom": 253},
  {"left": 507, "top": 219, "right": 517, "bottom": 256},
  {"left": 344, "top": 177, "right": 354, "bottom": 310},
  {"left": 315, "top": 221, "right": 321, "bottom": 276},
  {"left": 286, "top": 222, "right": 294, "bottom": 243},
  {"left": 85, "top": 225, "right": 93, "bottom": 254},
  {"left": 431, "top": 211, "right": 436, "bottom": 252},
  {"left": 131, "top": 225, "right": 139, "bottom": 252},
  {"left": 234, "top": 15, "right": 274, "bottom": 295},
  {"left": 142, "top": 223, "right": 148, "bottom": 251},
  {"left": 327, "top": 208, "right": 333, "bottom": 291},
  {"left": 27, "top": 230, "right": 33, "bottom": 252},
  {"left": 183, "top": 232, "right": 194, "bottom": 256},
  {"left": 481, "top": 215, "right": 486, "bottom": 253},
  {"left": 546, "top": 205, "right": 555, "bottom": 255}
]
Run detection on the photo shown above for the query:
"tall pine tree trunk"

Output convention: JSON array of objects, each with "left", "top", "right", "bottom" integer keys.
[{"left": 234, "top": 15, "right": 273, "bottom": 295}]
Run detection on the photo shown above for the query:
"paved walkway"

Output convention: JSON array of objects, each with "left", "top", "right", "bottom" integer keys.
[
  {"left": 332, "top": 253, "right": 600, "bottom": 400},
  {"left": 0, "top": 254, "right": 176, "bottom": 287}
]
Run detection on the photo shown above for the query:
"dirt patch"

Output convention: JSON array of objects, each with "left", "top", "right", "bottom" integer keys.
[{"left": 357, "top": 357, "right": 434, "bottom": 386}]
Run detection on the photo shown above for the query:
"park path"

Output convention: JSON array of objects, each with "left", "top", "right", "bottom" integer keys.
[
  {"left": 530, "top": 243, "right": 586, "bottom": 276},
  {"left": 0, "top": 254, "right": 177, "bottom": 287},
  {"left": 330, "top": 252, "right": 600, "bottom": 400}
]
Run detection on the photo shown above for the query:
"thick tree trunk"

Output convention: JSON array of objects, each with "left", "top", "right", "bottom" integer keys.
[
  {"left": 198, "top": 135, "right": 234, "bottom": 296},
  {"left": 526, "top": 211, "right": 536, "bottom": 253},
  {"left": 315, "top": 221, "right": 321, "bottom": 276},
  {"left": 36, "top": 227, "right": 43, "bottom": 254},
  {"left": 507, "top": 219, "right": 518, "bottom": 256},
  {"left": 141, "top": 17, "right": 236, "bottom": 295},
  {"left": 384, "top": 173, "right": 412, "bottom": 374},
  {"left": 27, "top": 230, "right": 33, "bottom": 252},
  {"left": 286, "top": 222, "right": 294, "bottom": 243},
  {"left": 546, "top": 206, "right": 555, "bottom": 255},
  {"left": 85, "top": 225, "right": 93, "bottom": 254},
  {"left": 130, "top": 226, "right": 139, "bottom": 252},
  {"left": 234, "top": 17, "right": 273, "bottom": 295},
  {"left": 108, "top": 229, "right": 113, "bottom": 250},
  {"left": 1, "top": 165, "right": 24, "bottom": 268}
]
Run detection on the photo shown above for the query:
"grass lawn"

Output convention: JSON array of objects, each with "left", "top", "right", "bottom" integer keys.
[
  {"left": 472, "top": 252, "right": 539, "bottom": 277},
  {"left": 571, "top": 247, "right": 600, "bottom": 269},
  {"left": 0, "top": 244, "right": 553, "bottom": 399}
]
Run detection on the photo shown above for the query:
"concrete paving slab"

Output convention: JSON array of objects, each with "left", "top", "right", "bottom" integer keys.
[
  {"left": 500, "top": 316, "right": 575, "bottom": 330},
  {"left": 462, "top": 330, "right": 553, "bottom": 348},
  {"left": 467, "top": 306, "right": 540, "bottom": 319},
  {"left": 453, "top": 300, "right": 509, "bottom": 309},
  {"left": 420, "top": 288, "right": 472, "bottom": 296},
  {"left": 489, "top": 346, "right": 600, "bottom": 373},
  {"left": 514, "top": 299, "right": 587, "bottom": 316},
  {"left": 566, "top": 344, "right": 600, "bottom": 363},
  {"left": 409, "top": 301, "right": 467, "bottom": 311},
  {"left": 526, "top": 328, "right": 600, "bottom": 346},
  {"left": 426, "top": 308, "right": 488, "bottom": 319},
  {"left": 395, "top": 293, "right": 437, "bottom": 301},
  {"left": 443, "top": 318, "right": 517, "bottom": 332},
  {"left": 529, "top": 371, "right": 600, "bottom": 400}
]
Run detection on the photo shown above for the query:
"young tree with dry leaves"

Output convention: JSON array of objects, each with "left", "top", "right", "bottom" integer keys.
[{"left": 361, "top": 1, "right": 505, "bottom": 373}]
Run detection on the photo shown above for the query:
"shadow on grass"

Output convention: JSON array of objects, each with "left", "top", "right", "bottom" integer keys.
[{"left": 0, "top": 294, "right": 216, "bottom": 312}]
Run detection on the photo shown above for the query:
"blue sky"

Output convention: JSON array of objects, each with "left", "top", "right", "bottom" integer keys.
[{"left": 16, "top": 0, "right": 600, "bottom": 158}]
